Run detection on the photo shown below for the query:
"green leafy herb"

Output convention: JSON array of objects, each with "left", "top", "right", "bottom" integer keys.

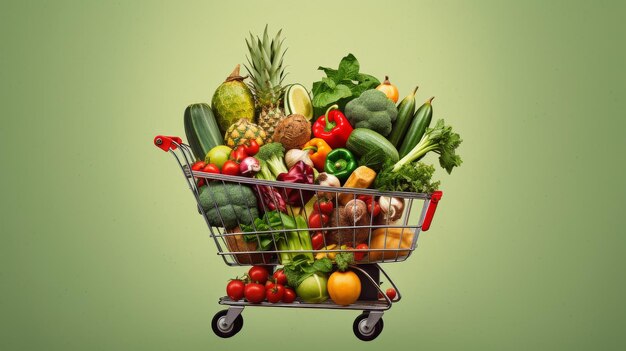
[
  {"left": 334, "top": 252, "right": 354, "bottom": 272},
  {"left": 374, "top": 160, "right": 440, "bottom": 193},
  {"left": 311, "top": 54, "right": 380, "bottom": 117},
  {"left": 393, "top": 119, "right": 463, "bottom": 174}
]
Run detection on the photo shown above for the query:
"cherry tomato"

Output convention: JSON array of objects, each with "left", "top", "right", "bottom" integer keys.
[
  {"left": 201, "top": 163, "right": 220, "bottom": 173},
  {"left": 308, "top": 212, "right": 329, "bottom": 229},
  {"left": 311, "top": 231, "right": 324, "bottom": 250},
  {"left": 265, "top": 280, "right": 275, "bottom": 289},
  {"left": 248, "top": 266, "right": 269, "bottom": 284},
  {"left": 229, "top": 145, "right": 248, "bottom": 163},
  {"left": 353, "top": 243, "right": 368, "bottom": 261},
  {"left": 244, "top": 282, "right": 265, "bottom": 303},
  {"left": 313, "top": 198, "right": 334, "bottom": 215},
  {"left": 357, "top": 195, "right": 374, "bottom": 204},
  {"left": 282, "top": 287, "right": 296, "bottom": 303},
  {"left": 197, "top": 178, "right": 205, "bottom": 187},
  {"left": 266, "top": 283, "right": 285, "bottom": 303},
  {"left": 243, "top": 140, "right": 259, "bottom": 156},
  {"left": 221, "top": 160, "right": 240, "bottom": 176},
  {"left": 386, "top": 288, "right": 397, "bottom": 300},
  {"left": 191, "top": 161, "right": 206, "bottom": 171},
  {"left": 226, "top": 279, "right": 245, "bottom": 301},
  {"left": 273, "top": 269, "right": 287, "bottom": 286},
  {"left": 368, "top": 201, "right": 381, "bottom": 217}
]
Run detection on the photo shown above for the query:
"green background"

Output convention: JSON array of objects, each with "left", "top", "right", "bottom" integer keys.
[{"left": 2, "top": 0, "right": 624, "bottom": 350}]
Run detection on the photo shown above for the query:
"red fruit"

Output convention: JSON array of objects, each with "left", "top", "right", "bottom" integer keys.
[
  {"left": 221, "top": 160, "right": 240, "bottom": 176},
  {"left": 308, "top": 212, "right": 329, "bottom": 229},
  {"left": 226, "top": 279, "right": 245, "bottom": 301},
  {"left": 368, "top": 201, "right": 381, "bottom": 217},
  {"left": 244, "top": 282, "right": 265, "bottom": 303},
  {"left": 266, "top": 284, "right": 285, "bottom": 303},
  {"left": 201, "top": 163, "right": 220, "bottom": 173},
  {"left": 191, "top": 161, "right": 206, "bottom": 171},
  {"left": 354, "top": 243, "right": 368, "bottom": 261},
  {"left": 229, "top": 145, "right": 248, "bottom": 163},
  {"left": 282, "top": 287, "right": 296, "bottom": 303},
  {"left": 248, "top": 266, "right": 269, "bottom": 284},
  {"left": 313, "top": 198, "right": 334, "bottom": 215},
  {"left": 273, "top": 269, "right": 287, "bottom": 286},
  {"left": 311, "top": 232, "right": 324, "bottom": 250},
  {"left": 243, "top": 140, "right": 260, "bottom": 156},
  {"left": 386, "top": 288, "right": 397, "bottom": 300}
]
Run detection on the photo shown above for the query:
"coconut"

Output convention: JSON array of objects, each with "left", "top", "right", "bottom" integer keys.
[{"left": 271, "top": 114, "right": 311, "bottom": 150}]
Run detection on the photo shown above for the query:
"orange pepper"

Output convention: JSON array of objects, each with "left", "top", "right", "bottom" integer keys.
[{"left": 303, "top": 138, "right": 332, "bottom": 172}]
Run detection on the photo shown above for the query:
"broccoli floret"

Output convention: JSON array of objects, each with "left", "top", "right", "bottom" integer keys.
[
  {"left": 345, "top": 89, "right": 398, "bottom": 136},
  {"left": 198, "top": 183, "right": 259, "bottom": 229},
  {"left": 255, "top": 142, "right": 288, "bottom": 178}
]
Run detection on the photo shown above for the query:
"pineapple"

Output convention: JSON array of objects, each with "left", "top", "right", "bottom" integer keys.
[
  {"left": 244, "top": 25, "right": 288, "bottom": 135},
  {"left": 224, "top": 119, "right": 270, "bottom": 148}
]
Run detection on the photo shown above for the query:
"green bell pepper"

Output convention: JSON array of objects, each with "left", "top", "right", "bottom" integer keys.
[{"left": 324, "top": 148, "right": 357, "bottom": 182}]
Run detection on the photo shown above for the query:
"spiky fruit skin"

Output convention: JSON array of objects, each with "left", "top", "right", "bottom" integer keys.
[
  {"left": 257, "top": 106, "right": 286, "bottom": 135},
  {"left": 224, "top": 119, "right": 270, "bottom": 148},
  {"left": 211, "top": 80, "right": 255, "bottom": 135}
]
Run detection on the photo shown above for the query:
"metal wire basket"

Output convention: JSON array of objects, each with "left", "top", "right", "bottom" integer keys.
[{"left": 154, "top": 135, "right": 443, "bottom": 267}]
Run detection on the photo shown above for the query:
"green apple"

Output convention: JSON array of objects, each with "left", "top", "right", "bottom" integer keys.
[{"left": 204, "top": 145, "right": 232, "bottom": 169}]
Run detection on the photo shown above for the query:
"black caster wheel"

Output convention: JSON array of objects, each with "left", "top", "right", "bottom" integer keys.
[
  {"left": 211, "top": 309, "right": 243, "bottom": 338},
  {"left": 353, "top": 312, "right": 384, "bottom": 341}
]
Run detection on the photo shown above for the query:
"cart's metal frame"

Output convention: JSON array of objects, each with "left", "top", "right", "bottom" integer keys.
[{"left": 155, "top": 135, "right": 443, "bottom": 341}]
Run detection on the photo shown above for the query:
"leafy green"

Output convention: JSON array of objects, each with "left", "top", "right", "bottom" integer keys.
[
  {"left": 240, "top": 211, "right": 313, "bottom": 264},
  {"left": 374, "top": 160, "right": 440, "bottom": 193},
  {"left": 334, "top": 252, "right": 354, "bottom": 272},
  {"left": 393, "top": 119, "right": 463, "bottom": 174},
  {"left": 311, "top": 54, "right": 380, "bottom": 117},
  {"left": 283, "top": 256, "right": 333, "bottom": 288}
]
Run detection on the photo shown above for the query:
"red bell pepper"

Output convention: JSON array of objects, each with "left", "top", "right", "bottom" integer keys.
[{"left": 312, "top": 104, "right": 353, "bottom": 149}]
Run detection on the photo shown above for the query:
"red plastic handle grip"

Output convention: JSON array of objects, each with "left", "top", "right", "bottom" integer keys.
[
  {"left": 421, "top": 190, "right": 442, "bottom": 231},
  {"left": 154, "top": 135, "right": 182, "bottom": 152}
]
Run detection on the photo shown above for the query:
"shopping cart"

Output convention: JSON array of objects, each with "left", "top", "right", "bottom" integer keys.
[{"left": 154, "top": 135, "right": 443, "bottom": 341}]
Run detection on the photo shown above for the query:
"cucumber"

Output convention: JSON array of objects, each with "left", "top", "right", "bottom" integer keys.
[
  {"left": 184, "top": 103, "right": 224, "bottom": 160},
  {"left": 388, "top": 86, "right": 418, "bottom": 147},
  {"left": 398, "top": 97, "right": 434, "bottom": 158},
  {"left": 346, "top": 128, "right": 399, "bottom": 171}
]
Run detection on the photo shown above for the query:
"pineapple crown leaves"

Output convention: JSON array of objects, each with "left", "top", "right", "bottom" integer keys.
[{"left": 244, "top": 25, "right": 288, "bottom": 106}]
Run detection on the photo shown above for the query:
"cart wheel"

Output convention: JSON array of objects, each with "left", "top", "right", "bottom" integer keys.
[
  {"left": 211, "top": 309, "right": 244, "bottom": 338},
  {"left": 353, "top": 312, "right": 384, "bottom": 341}
]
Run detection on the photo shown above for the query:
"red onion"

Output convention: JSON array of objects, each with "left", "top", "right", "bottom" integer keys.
[{"left": 240, "top": 156, "right": 260, "bottom": 177}]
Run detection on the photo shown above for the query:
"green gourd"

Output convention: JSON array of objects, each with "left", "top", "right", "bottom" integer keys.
[
  {"left": 184, "top": 103, "right": 224, "bottom": 161},
  {"left": 398, "top": 97, "right": 434, "bottom": 158}
]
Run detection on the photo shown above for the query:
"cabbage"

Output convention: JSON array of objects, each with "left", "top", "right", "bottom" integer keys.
[{"left": 296, "top": 273, "right": 329, "bottom": 303}]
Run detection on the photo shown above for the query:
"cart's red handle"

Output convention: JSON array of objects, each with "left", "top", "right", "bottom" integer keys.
[
  {"left": 154, "top": 135, "right": 182, "bottom": 152},
  {"left": 421, "top": 191, "right": 442, "bottom": 231}
]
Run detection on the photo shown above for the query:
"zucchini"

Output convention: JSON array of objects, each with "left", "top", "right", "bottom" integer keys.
[
  {"left": 398, "top": 97, "right": 434, "bottom": 158},
  {"left": 388, "top": 86, "right": 418, "bottom": 147},
  {"left": 346, "top": 128, "right": 399, "bottom": 171},
  {"left": 184, "top": 103, "right": 224, "bottom": 160}
]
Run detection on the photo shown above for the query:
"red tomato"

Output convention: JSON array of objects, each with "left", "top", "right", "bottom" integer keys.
[
  {"left": 248, "top": 266, "right": 269, "bottom": 284},
  {"left": 357, "top": 195, "right": 374, "bottom": 204},
  {"left": 314, "top": 198, "right": 334, "bottom": 215},
  {"left": 367, "top": 201, "right": 381, "bottom": 217},
  {"left": 243, "top": 140, "right": 259, "bottom": 156},
  {"left": 226, "top": 279, "right": 245, "bottom": 301},
  {"left": 191, "top": 161, "right": 206, "bottom": 171},
  {"left": 311, "top": 232, "right": 324, "bottom": 250},
  {"left": 244, "top": 282, "right": 266, "bottom": 303},
  {"left": 229, "top": 146, "right": 248, "bottom": 163},
  {"left": 308, "top": 212, "right": 329, "bottom": 229},
  {"left": 386, "top": 288, "right": 397, "bottom": 300},
  {"left": 266, "top": 283, "right": 285, "bottom": 303},
  {"left": 221, "top": 160, "right": 240, "bottom": 176},
  {"left": 265, "top": 280, "right": 275, "bottom": 289},
  {"left": 201, "top": 163, "right": 220, "bottom": 173},
  {"left": 273, "top": 269, "right": 287, "bottom": 286},
  {"left": 196, "top": 178, "right": 205, "bottom": 187},
  {"left": 282, "top": 287, "right": 296, "bottom": 303},
  {"left": 354, "top": 243, "right": 368, "bottom": 261}
]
